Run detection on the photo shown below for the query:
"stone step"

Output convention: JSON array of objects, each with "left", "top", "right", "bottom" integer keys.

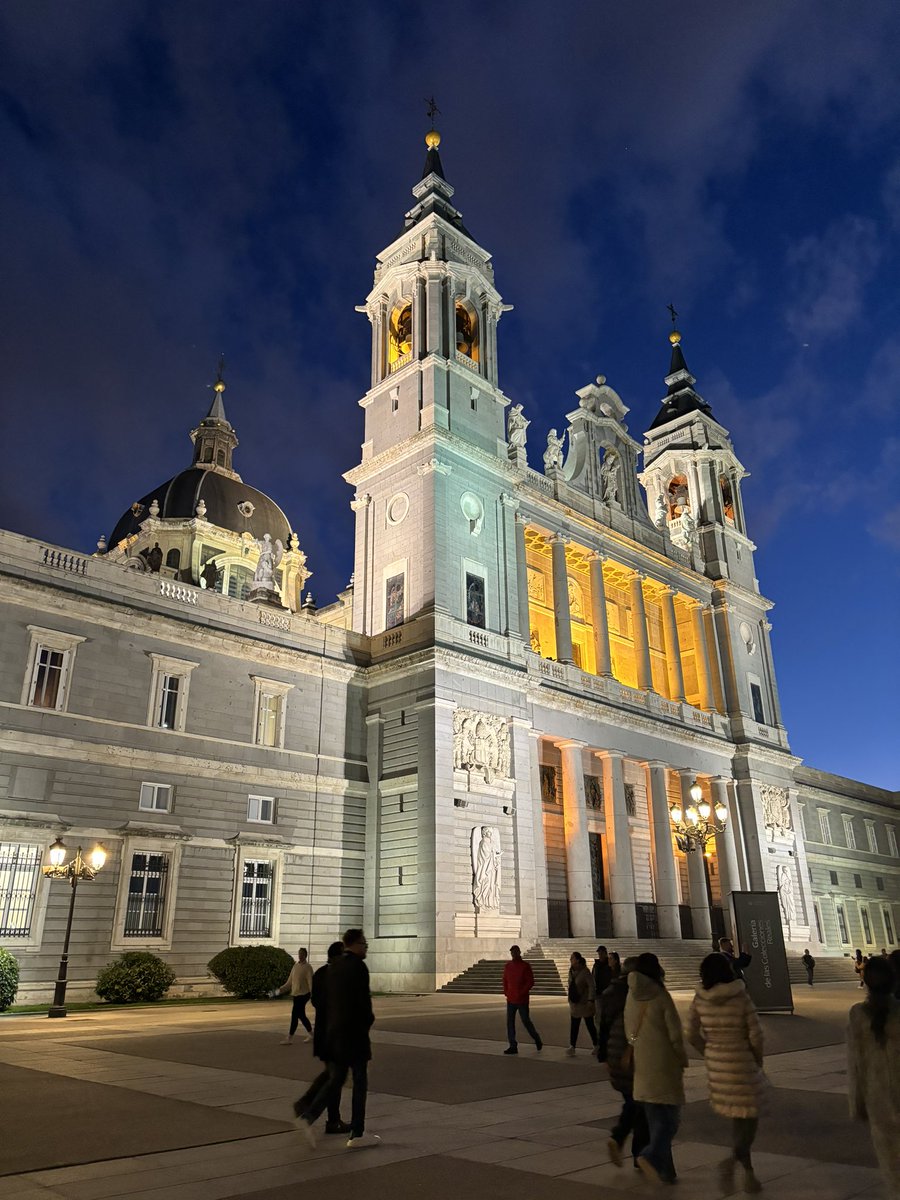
[{"left": 440, "top": 957, "right": 564, "bottom": 995}]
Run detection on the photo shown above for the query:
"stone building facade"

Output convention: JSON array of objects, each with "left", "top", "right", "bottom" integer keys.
[{"left": 0, "top": 132, "right": 897, "bottom": 1000}]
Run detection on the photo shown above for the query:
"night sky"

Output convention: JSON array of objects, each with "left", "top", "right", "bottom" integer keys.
[{"left": 1, "top": 4, "right": 898, "bottom": 789}]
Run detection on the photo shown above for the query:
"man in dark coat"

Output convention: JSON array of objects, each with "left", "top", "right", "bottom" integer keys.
[
  {"left": 294, "top": 929, "right": 380, "bottom": 1150},
  {"left": 592, "top": 945, "right": 612, "bottom": 1004},
  {"left": 718, "top": 937, "right": 752, "bottom": 981},
  {"left": 292, "top": 942, "right": 350, "bottom": 1134}
]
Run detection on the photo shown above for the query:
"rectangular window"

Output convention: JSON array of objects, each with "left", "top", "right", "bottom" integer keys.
[
  {"left": 157, "top": 675, "right": 180, "bottom": 729},
  {"left": 876, "top": 877, "right": 885, "bottom": 892},
  {"left": 465, "top": 572, "right": 486, "bottom": 629},
  {"left": 750, "top": 682, "right": 765, "bottom": 724},
  {"left": 0, "top": 843, "right": 42, "bottom": 938},
  {"left": 124, "top": 851, "right": 170, "bottom": 937},
  {"left": 865, "top": 821, "right": 879, "bottom": 855},
  {"left": 239, "top": 859, "right": 272, "bottom": 937},
  {"left": 22, "top": 627, "right": 85, "bottom": 713},
  {"left": 888, "top": 827, "right": 899, "bottom": 858},
  {"left": 860, "top": 905, "right": 873, "bottom": 944},
  {"left": 819, "top": 810, "right": 832, "bottom": 845},
  {"left": 256, "top": 693, "right": 281, "bottom": 747},
  {"left": 247, "top": 795, "right": 276, "bottom": 824},
  {"left": 854, "top": 873, "right": 862, "bottom": 888},
  {"left": 29, "top": 647, "right": 66, "bottom": 709},
  {"left": 836, "top": 903, "right": 850, "bottom": 944},
  {"left": 147, "top": 654, "right": 197, "bottom": 733},
  {"left": 139, "top": 783, "right": 173, "bottom": 813},
  {"left": 829, "top": 870, "right": 839, "bottom": 885},
  {"left": 843, "top": 815, "right": 856, "bottom": 851},
  {"left": 884, "top": 907, "right": 895, "bottom": 946}
]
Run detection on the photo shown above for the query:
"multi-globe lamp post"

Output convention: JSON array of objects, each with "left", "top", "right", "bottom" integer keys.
[
  {"left": 42, "top": 838, "right": 106, "bottom": 1018},
  {"left": 669, "top": 779, "right": 728, "bottom": 854}
]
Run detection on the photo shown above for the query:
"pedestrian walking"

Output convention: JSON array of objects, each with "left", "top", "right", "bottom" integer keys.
[
  {"left": 292, "top": 942, "right": 351, "bottom": 1136},
  {"left": 598, "top": 956, "right": 648, "bottom": 1170},
  {"left": 847, "top": 956, "right": 900, "bottom": 1194},
  {"left": 801, "top": 949, "right": 815, "bottom": 987},
  {"left": 567, "top": 951, "right": 597, "bottom": 1055},
  {"left": 294, "top": 929, "right": 380, "bottom": 1150},
  {"left": 686, "top": 953, "right": 765, "bottom": 1194},
  {"left": 719, "top": 937, "right": 752, "bottom": 982},
  {"left": 272, "top": 947, "right": 313, "bottom": 1044},
  {"left": 625, "top": 952, "right": 688, "bottom": 1186},
  {"left": 609, "top": 951, "right": 622, "bottom": 980},
  {"left": 502, "top": 945, "right": 542, "bottom": 1055},
  {"left": 593, "top": 945, "right": 613, "bottom": 997},
  {"left": 854, "top": 949, "right": 866, "bottom": 987}
]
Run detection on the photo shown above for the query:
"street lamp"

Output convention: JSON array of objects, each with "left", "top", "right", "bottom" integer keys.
[
  {"left": 669, "top": 780, "right": 727, "bottom": 853},
  {"left": 43, "top": 838, "right": 106, "bottom": 1018}
]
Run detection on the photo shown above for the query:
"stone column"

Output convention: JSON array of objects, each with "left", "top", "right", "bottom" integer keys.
[
  {"left": 630, "top": 571, "right": 653, "bottom": 691},
  {"left": 508, "top": 718, "right": 543, "bottom": 936},
  {"left": 660, "top": 587, "right": 685, "bottom": 702},
  {"left": 688, "top": 600, "right": 715, "bottom": 711},
  {"left": 712, "top": 775, "right": 741, "bottom": 939},
  {"left": 499, "top": 494, "right": 520, "bottom": 638},
  {"left": 645, "top": 761, "right": 681, "bottom": 938},
  {"left": 761, "top": 620, "right": 785, "bottom": 727},
  {"left": 589, "top": 552, "right": 613, "bottom": 676},
  {"left": 549, "top": 533, "right": 574, "bottom": 664},
  {"left": 363, "top": 713, "right": 384, "bottom": 932},
  {"left": 703, "top": 604, "right": 727, "bottom": 715},
  {"left": 558, "top": 740, "right": 594, "bottom": 937},
  {"left": 680, "top": 770, "right": 712, "bottom": 940},
  {"left": 527, "top": 729, "right": 550, "bottom": 937},
  {"left": 515, "top": 512, "right": 531, "bottom": 648},
  {"left": 599, "top": 751, "right": 637, "bottom": 937}
]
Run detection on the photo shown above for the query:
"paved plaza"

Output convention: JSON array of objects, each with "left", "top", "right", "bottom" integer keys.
[{"left": 0, "top": 983, "right": 887, "bottom": 1200}]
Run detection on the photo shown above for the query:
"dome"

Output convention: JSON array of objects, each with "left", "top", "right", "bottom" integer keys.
[{"left": 109, "top": 468, "right": 292, "bottom": 549}]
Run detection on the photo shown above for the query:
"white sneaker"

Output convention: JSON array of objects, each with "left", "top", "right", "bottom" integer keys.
[
  {"left": 295, "top": 1119, "right": 317, "bottom": 1150},
  {"left": 302, "top": 1033, "right": 312, "bottom": 1043},
  {"left": 346, "top": 1132, "right": 381, "bottom": 1149},
  {"left": 280, "top": 1037, "right": 294, "bottom": 1045},
  {"left": 565, "top": 1046, "right": 576, "bottom": 1056}
]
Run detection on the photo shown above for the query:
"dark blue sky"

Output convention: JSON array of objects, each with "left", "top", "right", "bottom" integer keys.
[{"left": 1, "top": 3, "right": 898, "bottom": 789}]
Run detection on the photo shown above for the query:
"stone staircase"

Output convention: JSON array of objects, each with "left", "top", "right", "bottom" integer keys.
[{"left": 440, "top": 937, "right": 857, "bottom": 995}]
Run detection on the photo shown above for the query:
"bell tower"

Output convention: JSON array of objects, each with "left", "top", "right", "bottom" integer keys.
[{"left": 345, "top": 127, "right": 516, "bottom": 637}]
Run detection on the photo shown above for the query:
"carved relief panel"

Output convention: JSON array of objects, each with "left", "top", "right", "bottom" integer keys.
[{"left": 453, "top": 708, "right": 511, "bottom": 784}]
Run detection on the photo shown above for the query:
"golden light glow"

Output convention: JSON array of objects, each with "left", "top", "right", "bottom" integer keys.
[
  {"left": 715, "top": 802, "right": 728, "bottom": 823},
  {"left": 698, "top": 800, "right": 711, "bottom": 821},
  {"left": 47, "top": 838, "right": 67, "bottom": 868},
  {"left": 88, "top": 845, "right": 107, "bottom": 872},
  {"left": 670, "top": 804, "right": 683, "bottom": 825},
  {"left": 669, "top": 330, "right": 682, "bottom": 346},
  {"left": 388, "top": 303, "right": 412, "bottom": 365},
  {"left": 689, "top": 781, "right": 703, "bottom": 804},
  {"left": 685, "top": 804, "right": 699, "bottom": 824},
  {"left": 425, "top": 128, "right": 441, "bottom": 150}
]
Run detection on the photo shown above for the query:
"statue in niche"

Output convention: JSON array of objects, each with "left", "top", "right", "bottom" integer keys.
[
  {"left": 654, "top": 493, "right": 669, "bottom": 528},
  {"left": 145, "top": 542, "right": 163, "bottom": 573},
  {"left": 472, "top": 825, "right": 502, "bottom": 912},
  {"left": 543, "top": 429, "right": 565, "bottom": 472},
  {"left": 777, "top": 863, "right": 796, "bottom": 934},
  {"left": 600, "top": 450, "right": 621, "bottom": 504},
  {"left": 567, "top": 577, "right": 583, "bottom": 618},
  {"left": 507, "top": 403, "right": 529, "bottom": 449},
  {"left": 530, "top": 629, "right": 542, "bottom": 654},
  {"left": 253, "top": 534, "right": 284, "bottom": 588},
  {"left": 200, "top": 559, "right": 221, "bottom": 591},
  {"left": 668, "top": 477, "right": 690, "bottom": 516},
  {"left": 453, "top": 708, "right": 511, "bottom": 784}
]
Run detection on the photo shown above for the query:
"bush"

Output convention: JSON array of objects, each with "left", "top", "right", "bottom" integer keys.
[
  {"left": 208, "top": 945, "right": 294, "bottom": 998},
  {"left": 0, "top": 947, "right": 19, "bottom": 1011},
  {"left": 95, "top": 951, "right": 176, "bottom": 1004}
]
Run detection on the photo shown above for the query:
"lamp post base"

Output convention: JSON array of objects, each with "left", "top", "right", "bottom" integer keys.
[{"left": 47, "top": 1005, "right": 68, "bottom": 1018}]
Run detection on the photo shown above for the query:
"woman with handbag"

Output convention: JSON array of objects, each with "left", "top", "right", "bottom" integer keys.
[
  {"left": 599, "top": 956, "right": 649, "bottom": 1168},
  {"left": 566, "top": 952, "right": 598, "bottom": 1055},
  {"left": 686, "top": 953, "right": 765, "bottom": 1194},
  {"left": 625, "top": 952, "right": 688, "bottom": 1185}
]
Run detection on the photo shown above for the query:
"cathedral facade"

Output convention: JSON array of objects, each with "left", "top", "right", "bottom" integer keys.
[{"left": 1, "top": 133, "right": 897, "bottom": 1001}]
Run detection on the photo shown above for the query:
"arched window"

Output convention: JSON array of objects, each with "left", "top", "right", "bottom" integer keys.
[
  {"left": 720, "top": 475, "right": 735, "bottom": 524},
  {"left": 667, "top": 475, "right": 689, "bottom": 517},
  {"left": 216, "top": 448, "right": 226, "bottom": 467},
  {"left": 227, "top": 565, "right": 253, "bottom": 600},
  {"left": 388, "top": 303, "right": 412, "bottom": 370},
  {"left": 455, "top": 301, "right": 479, "bottom": 362},
  {"left": 165, "top": 548, "right": 181, "bottom": 570}
]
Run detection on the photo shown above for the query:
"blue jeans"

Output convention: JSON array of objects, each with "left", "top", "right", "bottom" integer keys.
[
  {"left": 640, "top": 1102, "right": 680, "bottom": 1181},
  {"left": 506, "top": 1001, "right": 541, "bottom": 1048}
]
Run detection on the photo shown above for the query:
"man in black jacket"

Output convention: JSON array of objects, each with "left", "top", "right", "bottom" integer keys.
[
  {"left": 719, "top": 936, "right": 752, "bottom": 981},
  {"left": 292, "top": 942, "right": 350, "bottom": 1134},
  {"left": 294, "top": 929, "right": 380, "bottom": 1150},
  {"left": 592, "top": 945, "right": 612, "bottom": 1004}
]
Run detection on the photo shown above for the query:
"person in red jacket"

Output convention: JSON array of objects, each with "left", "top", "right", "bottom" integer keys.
[{"left": 503, "top": 945, "right": 543, "bottom": 1055}]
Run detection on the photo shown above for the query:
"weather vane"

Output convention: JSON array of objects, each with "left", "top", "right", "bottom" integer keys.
[
  {"left": 210, "top": 355, "right": 226, "bottom": 394},
  {"left": 426, "top": 96, "right": 440, "bottom": 127},
  {"left": 667, "top": 302, "right": 678, "bottom": 329}
]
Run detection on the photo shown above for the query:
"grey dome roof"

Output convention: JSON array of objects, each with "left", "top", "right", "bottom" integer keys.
[{"left": 109, "top": 468, "right": 292, "bottom": 549}]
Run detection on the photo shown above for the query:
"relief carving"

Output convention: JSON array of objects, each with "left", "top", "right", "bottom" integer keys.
[
  {"left": 761, "top": 785, "right": 793, "bottom": 842},
  {"left": 471, "top": 825, "right": 502, "bottom": 912},
  {"left": 453, "top": 708, "right": 511, "bottom": 784}
]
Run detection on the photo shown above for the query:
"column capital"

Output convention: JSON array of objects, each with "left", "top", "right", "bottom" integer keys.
[
  {"left": 514, "top": 510, "right": 530, "bottom": 526},
  {"left": 500, "top": 493, "right": 519, "bottom": 510},
  {"left": 588, "top": 549, "right": 607, "bottom": 564},
  {"left": 643, "top": 759, "right": 670, "bottom": 770},
  {"left": 557, "top": 738, "right": 586, "bottom": 752},
  {"left": 659, "top": 583, "right": 675, "bottom": 597},
  {"left": 547, "top": 531, "right": 569, "bottom": 546},
  {"left": 350, "top": 492, "right": 372, "bottom": 511},
  {"left": 630, "top": 568, "right": 646, "bottom": 583},
  {"left": 677, "top": 766, "right": 699, "bottom": 780},
  {"left": 594, "top": 748, "right": 625, "bottom": 762}
]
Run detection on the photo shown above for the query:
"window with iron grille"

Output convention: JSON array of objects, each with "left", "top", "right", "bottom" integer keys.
[
  {"left": 239, "top": 859, "right": 272, "bottom": 937},
  {"left": 124, "top": 851, "right": 170, "bottom": 937},
  {"left": 0, "top": 843, "right": 42, "bottom": 937}
]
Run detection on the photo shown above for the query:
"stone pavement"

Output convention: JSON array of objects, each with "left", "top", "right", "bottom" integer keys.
[{"left": 0, "top": 984, "right": 888, "bottom": 1200}]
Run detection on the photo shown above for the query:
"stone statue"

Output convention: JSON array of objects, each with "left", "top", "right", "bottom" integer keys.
[
  {"left": 600, "top": 450, "right": 620, "bottom": 504},
  {"left": 146, "top": 542, "right": 163, "bottom": 573},
  {"left": 654, "top": 493, "right": 668, "bottom": 528},
  {"left": 453, "top": 708, "right": 511, "bottom": 784},
  {"left": 777, "top": 863, "right": 796, "bottom": 932},
  {"left": 543, "top": 429, "right": 565, "bottom": 472},
  {"left": 472, "top": 825, "right": 502, "bottom": 912},
  {"left": 200, "top": 559, "right": 220, "bottom": 591},
  {"left": 253, "top": 534, "right": 284, "bottom": 587},
  {"left": 507, "top": 403, "right": 529, "bottom": 449}
]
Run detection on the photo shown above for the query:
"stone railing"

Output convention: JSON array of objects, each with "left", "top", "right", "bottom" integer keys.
[
  {"left": 41, "top": 548, "right": 88, "bottom": 575},
  {"left": 258, "top": 607, "right": 292, "bottom": 631},
  {"left": 454, "top": 350, "right": 479, "bottom": 371},
  {"left": 159, "top": 580, "right": 198, "bottom": 606},
  {"left": 388, "top": 351, "right": 412, "bottom": 374}
]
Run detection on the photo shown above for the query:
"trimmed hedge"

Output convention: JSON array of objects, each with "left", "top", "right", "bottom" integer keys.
[
  {"left": 0, "top": 947, "right": 19, "bottom": 1011},
  {"left": 96, "top": 951, "right": 176, "bottom": 1004},
  {"left": 208, "top": 945, "right": 294, "bottom": 998}
]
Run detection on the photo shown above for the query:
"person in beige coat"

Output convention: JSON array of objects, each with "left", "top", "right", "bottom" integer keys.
[
  {"left": 625, "top": 952, "right": 688, "bottom": 1185},
  {"left": 687, "top": 953, "right": 764, "bottom": 1194},
  {"left": 566, "top": 952, "right": 597, "bottom": 1055},
  {"left": 273, "top": 947, "right": 314, "bottom": 1044},
  {"left": 847, "top": 956, "right": 900, "bottom": 1194}
]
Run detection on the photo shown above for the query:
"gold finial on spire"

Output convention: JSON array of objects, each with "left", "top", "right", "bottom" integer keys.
[
  {"left": 425, "top": 95, "right": 441, "bottom": 148},
  {"left": 667, "top": 302, "right": 681, "bottom": 345},
  {"left": 214, "top": 355, "right": 226, "bottom": 394}
]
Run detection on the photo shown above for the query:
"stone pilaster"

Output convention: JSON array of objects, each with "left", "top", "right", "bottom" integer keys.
[
  {"left": 645, "top": 761, "right": 681, "bottom": 938},
  {"left": 660, "top": 587, "right": 685, "bottom": 702},
  {"left": 630, "top": 571, "right": 653, "bottom": 691},
  {"left": 515, "top": 512, "right": 531, "bottom": 647},
  {"left": 688, "top": 599, "right": 715, "bottom": 711},
  {"left": 549, "top": 533, "right": 574, "bottom": 664},
  {"left": 599, "top": 750, "right": 637, "bottom": 937},
  {"left": 559, "top": 740, "right": 594, "bottom": 937},
  {"left": 589, "top": 552, "right": 613, "bottom": 677}
]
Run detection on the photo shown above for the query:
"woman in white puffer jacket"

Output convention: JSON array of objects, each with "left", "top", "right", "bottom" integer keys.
[{"left": 686, "top": 952, "right": 765, "bottom": 1194}]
